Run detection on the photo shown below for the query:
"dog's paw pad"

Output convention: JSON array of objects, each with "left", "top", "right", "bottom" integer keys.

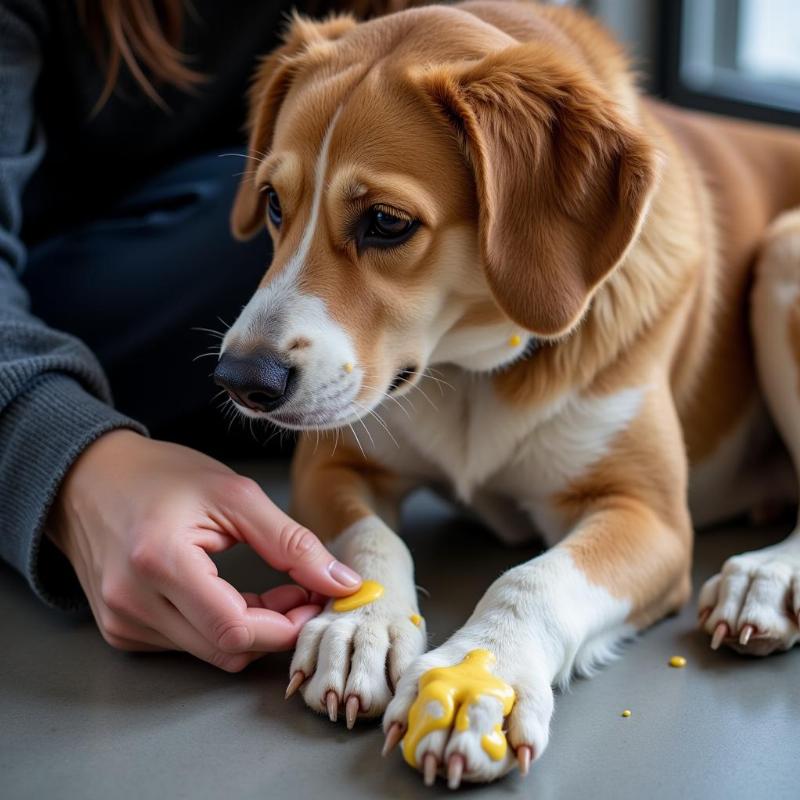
[{"left": 699, "top": 548, "right": 800, "bottom": 656}]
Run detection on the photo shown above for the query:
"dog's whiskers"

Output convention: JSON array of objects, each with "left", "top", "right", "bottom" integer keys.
[
  {"left": 347, "top": 423, "right": 366, "bottom": 459},
  {"left": 351, "top": 402, "right": 398, "bottom": 449},
  {"left": 421, "top": 367, "right": 455, "bottom": 395},
  {"left": 217, "top": 151, "right": 265, "bottom": 164},
  {"left": 193, "top": 349, "right": 221, "bottom": 362},
  {"left": 350, "top": 404, "right": 377, "bottom": 450},
  {"left": 191, "top": 326, "right": 226, "bottom": 339},
  {"left": 395, "top": 375, "right": 439, "bottom": 412},
  {"left": 352, "top": 400, "right": 399, "bottom": 449},
  {"left": 359, "top": 382, "right": 413, "bottom": 421}
]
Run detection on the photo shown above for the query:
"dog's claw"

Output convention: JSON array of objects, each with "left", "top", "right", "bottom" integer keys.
[
  {"left": 447, "top": 754, "right": 464, "bottom": 790},
  {"left": 423, "top": 753, "right": 438, "bottom": 787},
  {"left": 325, "top": 690, "right": 339, "bottom": 723},
  {"left": 285, "top": 671, "right": 305, "bottom": 700},
  {"left": 382, "top": 722, "right": 403, "bottom": 757},
  {"left": 697, "top": 607, "right": 710, "bottom": 626},
  {"left": 345, "top": 695, "right": 360, "bottom": 730},
  {"left": 739, "top": 624, "right": 755, "bottom": 646},
  {"left": 711, "top": 621, "right": 728, "bottom": 650},
  {"left": 517, "top": 745, "right": 533, "bottom": 777}
]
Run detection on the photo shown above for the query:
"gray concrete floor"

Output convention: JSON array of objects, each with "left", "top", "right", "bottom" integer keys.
[{"left": 2, "top": 460, "right": 799, "bottom": 800}]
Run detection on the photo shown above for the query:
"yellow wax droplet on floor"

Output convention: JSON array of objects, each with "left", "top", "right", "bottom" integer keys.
[
  {"left": 343, "top": 362, "right": 354, "bottom": 373},
  {"left": 508, "top": 334, "right": 522, "bottom": 347},
  {"left": 410, "top": 614, "right": 423, "bottom": 627},
  {"left": 331, "top": 580, "right": 384, "bottom": 612},
  {"left": 401, "top": 649, "right": 515, "bottom": 768},
  {"left": 621, "top": 709, "right": 632, "bottom": 718},
  {"left": 668, "top": 655, "right": 687, "bottom": 668}
]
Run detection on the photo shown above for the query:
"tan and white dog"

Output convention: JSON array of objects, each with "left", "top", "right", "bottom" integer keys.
[{"left": 214, "top": 1, "right": 800, "bottom": 787}]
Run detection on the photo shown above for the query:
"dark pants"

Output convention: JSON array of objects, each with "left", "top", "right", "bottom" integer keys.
[{"left": 22, "top": 151, "right": 281, "bottom": 457}]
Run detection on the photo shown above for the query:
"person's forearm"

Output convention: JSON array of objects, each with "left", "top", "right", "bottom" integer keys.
[
  {"left": 0, "top": 236, "right": 149, "bottom": 610},
  {"left": 0, "top": 372, "right": 146, "bottom": 608},
  {"left": 0, "top": 0, "right": 149, "bottom": 607}
]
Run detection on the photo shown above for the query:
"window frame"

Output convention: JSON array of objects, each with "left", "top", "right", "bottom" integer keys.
[{"left": 658, "top": 0, "right": 800, "bottom": 126}]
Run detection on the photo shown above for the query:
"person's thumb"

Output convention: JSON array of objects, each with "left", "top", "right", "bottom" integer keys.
[{"left": 224, "top": 479, "right": 362, "bottom": 597}]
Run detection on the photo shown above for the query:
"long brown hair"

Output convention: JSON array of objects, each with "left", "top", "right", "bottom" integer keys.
[
  {"left": 76, "top": 0, "right": 203, "bottom": 112},
  {"left": 78, "top": 1, "right": 427, "bottom": 112}
]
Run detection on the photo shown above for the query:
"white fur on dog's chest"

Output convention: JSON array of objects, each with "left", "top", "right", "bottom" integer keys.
[{"left": 364, "top": 368, "right": 646, "bottom": 540}]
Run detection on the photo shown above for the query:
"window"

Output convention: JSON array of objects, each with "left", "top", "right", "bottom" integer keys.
[{"left": 661, "top": 0, "right": 800, "bottom": 125}]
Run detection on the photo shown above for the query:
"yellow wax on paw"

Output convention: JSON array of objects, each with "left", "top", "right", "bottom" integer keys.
[
  {"left": 343, "top": 362, "right": 354, "bottom": 374},
  {"left": 409, "top": 614, "right": 423, "bottom": 627},
  {"left": 331, "top": 579, "right": 384, "bottom": 612},
  {"left": 481, "top": 723, "right": 507, "bottom": 760},
  {"left": 508, "top": 334, "right": 522, "bottom": 347},
  {"left": 401, "top": 649, "right": 515, "bottom": 768},
  {"left": 621, "top": 709, "right": 632, "bottom": 718},
  {"left": 668, "top": 655, "right": 687, "bottom": 668}
]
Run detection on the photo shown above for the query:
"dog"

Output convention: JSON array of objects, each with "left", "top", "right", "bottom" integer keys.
[{"left": 214, "top": 1, "right": 800, "bottom": 786}]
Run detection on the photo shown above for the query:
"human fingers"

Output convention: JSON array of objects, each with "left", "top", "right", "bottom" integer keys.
[
  {"left": 145, "top": 595, "right": 264, "bottom": 672},
  {"left": 161, "top": 546, "right": 321, "bottom": 654},
  {"left": 243, "top": 584, "right": 315, "bottom": 614},
  {"left": 218, "top": 479, "right": 362, "bottom": 596}
]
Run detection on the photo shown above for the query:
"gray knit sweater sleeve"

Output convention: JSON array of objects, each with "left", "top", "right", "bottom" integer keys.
[{"left": 0, "top": 1, "right": 146, "bottom": 609}]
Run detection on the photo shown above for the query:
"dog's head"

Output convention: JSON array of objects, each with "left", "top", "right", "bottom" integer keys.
[{"left": 216, "top": 5, "right": 657, "bottom": 429}]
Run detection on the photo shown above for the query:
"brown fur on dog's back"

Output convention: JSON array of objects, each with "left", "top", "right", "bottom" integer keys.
[{"left": 651, "top": 103, "right": 800, "bottom": 461}]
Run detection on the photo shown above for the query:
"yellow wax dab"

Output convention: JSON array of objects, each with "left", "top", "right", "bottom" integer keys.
[
  {"left": 332, "top": 579, "right": 384, "bottom": 612},
  {"left": 481, "top": 723, "right": 507, "bottom": 760},
  {"left": 401, "top": 649, "right": 515, "bottom": 768},
  {"left": 410, "top": 614, "right": 423, "bottom": 627}
]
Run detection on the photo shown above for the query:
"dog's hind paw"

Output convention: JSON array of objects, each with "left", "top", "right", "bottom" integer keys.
[
  {"left": 287, "top": 592, "right": 426, "bottom": 726},
  {"left": 382, "top": 641, "right": 552, "bottom": 787},
  {"left": 699, "top": 541, "right": 800, "bottom": 656}
]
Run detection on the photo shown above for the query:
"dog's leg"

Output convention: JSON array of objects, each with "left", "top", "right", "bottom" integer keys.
[
  {"left": 384, "top": 388, "right": 692, "bottom": 784},
  {"left": 286, "top": 434, "right": 426, "bottom": 726},
  {"left": 700, "top": 208, "right": 800, "bottom": 655}
]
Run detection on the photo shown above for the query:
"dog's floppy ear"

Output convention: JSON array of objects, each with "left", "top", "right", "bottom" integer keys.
[
  {"left": 231, "top": 13, "right": 358, "bottom": 240},
  {"left": 415, "top": 45, "right": 658, "bottom": 337}
]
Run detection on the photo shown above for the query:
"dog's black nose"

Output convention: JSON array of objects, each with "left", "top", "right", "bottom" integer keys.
[{"left": 213, "top": 353, "right": 295, "bottom": 412}]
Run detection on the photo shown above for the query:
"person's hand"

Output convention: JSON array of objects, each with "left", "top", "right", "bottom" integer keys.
[{"left": 47, "top": 430, "right": 362, "bottom": 671}]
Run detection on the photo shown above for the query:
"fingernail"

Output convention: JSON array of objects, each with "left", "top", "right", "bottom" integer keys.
[{"left": 328, "top": 560, "right": 361, "bottom": 587}]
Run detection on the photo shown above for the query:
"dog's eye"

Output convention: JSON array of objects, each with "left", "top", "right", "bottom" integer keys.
[
  {"left": 361, "top": 206, "right": 418, "bottom": 249},
  {"left": 371, "top": 210, "right": 410, "bottom": 238},
  {"left": 265, "top": 186, "right": 282, "bottom": 228}
]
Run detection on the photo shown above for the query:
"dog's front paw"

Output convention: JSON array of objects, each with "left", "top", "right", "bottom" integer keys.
[
  {"left": 288, "top": 586, "right": 426, "bottom": 727},
  {"left": 699, "top": 543, "right": 800, "bottom": 656},
  {"left": 382, "top": 639, "right": 553, "bottom": 788}
]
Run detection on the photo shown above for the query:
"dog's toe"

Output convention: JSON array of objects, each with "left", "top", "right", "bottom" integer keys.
[
  {"left": 298, "top": 619, "right": 354, "bottom": 715},
  {"left": 699, "top": 548, "right": 800, "bottom": 655},
  {"left": 383, "top": 644, "right": 552, "bottom": 785},
  {"left": 290, "top": 600, "right": 426, "bottom": 723}
]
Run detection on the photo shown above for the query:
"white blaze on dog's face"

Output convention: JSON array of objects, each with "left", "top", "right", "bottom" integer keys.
[{"left": 216, "top": 10, "right": 656, "bottom": 428}]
